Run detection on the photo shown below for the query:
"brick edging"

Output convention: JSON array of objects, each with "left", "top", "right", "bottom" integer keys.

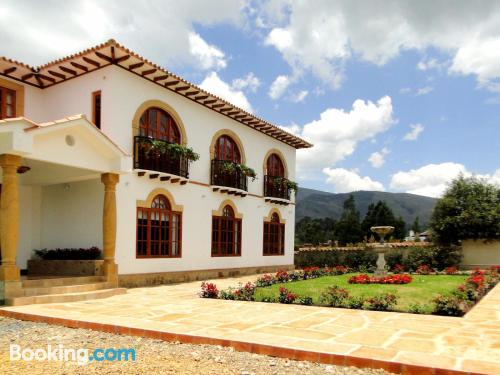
[{"left": 0, "top": 309, "right": 480, "bottom": 375}]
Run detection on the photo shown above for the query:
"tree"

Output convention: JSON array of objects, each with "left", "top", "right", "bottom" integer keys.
[
  {"left": 430, "top": 175, "right": 500, "bottom": 244},
  {"left": 412, "top": 217, "right": 421, "bottom": 234},
  {"left": 295, "top": 217, "right": 336, "bottom": 245},
  {"left": 335, "top": 195, "right": 363, "bottom": 245},
  {"left": 361, "top": 200, "right": 407, "bottom": 240}
]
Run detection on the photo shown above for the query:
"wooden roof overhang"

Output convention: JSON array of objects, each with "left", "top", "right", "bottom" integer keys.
[{"left": 0, "top": 40, "right": 312, "bottom": 149}]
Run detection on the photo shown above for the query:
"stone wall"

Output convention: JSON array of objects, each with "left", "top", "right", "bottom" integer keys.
[
  {"left": 461, "top": 240, "right": 500, "bottom": 269},
  {"left": 27, "top": 260, "right": 104, "bottom": 277},
  {"left": 118, "top": 264, "right": 295, "bottom": 288}
]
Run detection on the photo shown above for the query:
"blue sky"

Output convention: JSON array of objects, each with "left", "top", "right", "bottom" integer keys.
[{"left": 1, "top": 0, "right": 499, "bottom": 197}]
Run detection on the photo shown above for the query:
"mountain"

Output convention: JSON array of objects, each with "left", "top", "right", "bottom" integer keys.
[{"left": 295, "top": 188, "right": 437, "bottom": 228}]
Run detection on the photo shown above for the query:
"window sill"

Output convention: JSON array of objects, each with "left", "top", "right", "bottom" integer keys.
[{"left": 136, "top": 255, "right": 182, "bottom": 259}]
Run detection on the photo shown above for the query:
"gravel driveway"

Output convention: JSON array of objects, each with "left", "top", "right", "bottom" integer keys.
[{"left": 0, "top": 317, "right": 392, "bottom": 374}]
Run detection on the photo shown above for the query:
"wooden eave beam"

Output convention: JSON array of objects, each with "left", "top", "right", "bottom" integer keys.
[
  {"left": 212, "top": 103, "right": 225, "bottom": 108},
  {"left": 129, "top": 62, "right": 145, "bottom": 70},
  {"left": 37, "top": 73, "right": 56, "bottom": 83},
  {"left": 48, "top": 70, "right": 66, "bottom": 79},
  {"left": 227, "top": 111, "right": 240, "bottom": 116},
  {"left": 59, "top": 66, "right": 77, "bottom": 76},
  {"left": 219, "top": 107, "right": 232, "bottom": 113},
  {"left": 83, "top": 56, "right": 100, "bottom": 67},
  {"left": 141, "top": 68, "right": 157, "bottom": 76},
  {"left": 164, "top": 80, "right": 180, "bottom": 87},
  {"left": 203, "top": 99, "right": 217, "bottom": 104},
  {"left": 21, "top": 73, "right": 34, "bottom": 81},
  {"left": 154, "top": 75, "right": 169, "bottom": 82},
  {"left": 185, "top": 90, "right": 199, "bottom": 96},
  {"left": 115, "top": 55, "right": 130, "bottom": 63},
  {"left": 95, "top": 51, "right": 113, "bottom": 63},
  {"left": 34, "top": 75, "right": 44, "bottom": 87},
  {"left": 3, "top": 67, "right": 17, "bottom": 75},
  {"left": 174, "top": 85, "right": 190, "bottom": 92},
  {"left": 70, "top": 61, "right": 88, "bottom": 72},
  {"left": 234, "top": 114, "right": 247, "bottom": 119},
  {"left": 195, "top": 95, "right": 209, "bottom": 100}
]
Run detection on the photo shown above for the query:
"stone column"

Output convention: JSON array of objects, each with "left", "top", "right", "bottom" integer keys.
[
  {"left": 101, "top": 173, "right": 119, "bottom": 285},
  {"left": 0, "top": 154, "right": 22, "bottom": 282}
]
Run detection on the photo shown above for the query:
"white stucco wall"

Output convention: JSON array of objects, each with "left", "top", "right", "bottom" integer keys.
[
  {"left": 11, "top": 64, "right": 298, "bottom": 274},
  {"left": 461, "top": 240, "right": 500, "bottom": 268},
  {"left": 115, "top": 174, "right": 295, "bottom": 275},
  {"left": 17, "top": 185, "right": 42, "bottom": 268},
  {"left": 40, "top": 179, "right": 103, "bottom": 251}
]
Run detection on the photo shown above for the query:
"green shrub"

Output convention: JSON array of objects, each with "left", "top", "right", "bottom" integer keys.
[
  {"left": 33, "top": 247, "right": 101, "bottom": 260},
  {"left": 363, "top": 293, "right": 397, "bottom": 311},
  {"left": 319, "top": 285, "right": 349, "bottom": 307},
  {"left": 297, "top": 296, "right": 313, "bottom": 305},
  {"left": 295, "top": 246, "right": 461, "bottom": 272}
]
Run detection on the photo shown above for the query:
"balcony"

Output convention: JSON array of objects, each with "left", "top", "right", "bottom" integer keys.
[
  {"left": 134, "top": 136, "right": 189, "bottom": 183},
  {"left": 211, "top": 159, "right": 248, "bottom": 196},
  {"left": 264, "top": 175, "right": 292, "bottom": 204}
]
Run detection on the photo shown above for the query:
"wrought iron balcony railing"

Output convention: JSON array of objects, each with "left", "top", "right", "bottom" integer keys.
[
  {"left": 211, "top": 159, "right": 248, "bottom": 191},
  {"left": 264, "top": 175, "right": 292, "bottom": 200},
  {"left": 134, "top": 136, "right": 189, "bottom": 178}
]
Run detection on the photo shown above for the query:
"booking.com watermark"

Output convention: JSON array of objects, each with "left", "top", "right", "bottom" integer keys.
[{"left": 10, "top": 344, "right": 136, "bottom": 365}]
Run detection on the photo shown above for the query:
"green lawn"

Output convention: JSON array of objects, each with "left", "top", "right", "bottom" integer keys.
[{"left": 254, "top": 274, "right": 468, "bottom": 313}]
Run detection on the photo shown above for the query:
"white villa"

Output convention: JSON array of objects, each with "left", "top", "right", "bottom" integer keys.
[{"left": 0, "top": 40, "right": 311, "bottom": 305}]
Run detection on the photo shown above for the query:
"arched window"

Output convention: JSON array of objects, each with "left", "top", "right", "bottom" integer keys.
[
  {"left": 139, "top": 107, "right": 181, "bottom": 144},
  {"left": 136, "top": 194, "right": 182, "bottom": 258},
  {"left": 266, "top": 153, "right": 285, "bottom": 177},
  {"left": 212, "top": 204, "right": 242, "bottom": 256},
  {"left": 215, "top": 135, "right": 241, "bottom": 163},
  {"left": 263, "top": 212, "right": 285, "bottom": 256}
]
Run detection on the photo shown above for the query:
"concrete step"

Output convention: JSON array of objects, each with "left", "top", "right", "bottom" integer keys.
[
  {"left": 6, "top": 288, "right": 127, "bottom": 306},
  {"left": 22, "top": 282, "right": 115, "bottom": 297},
  {"left": 22, "top": 276, "right": 106, "bottom": 288}
]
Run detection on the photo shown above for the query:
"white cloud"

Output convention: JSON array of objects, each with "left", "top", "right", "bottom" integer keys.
[
  {"left": 417, "top": 57, "right": 447, "bottom": 71},
  {"left": 390, "top": 163, "right": 500, "bottom": 198},
  {"left": 269, "top": 75, "right": 291, "bottom": 99},
  {"left": 188, "top": 32, "right": 227, "bottom": 70},
  {"left": 232, "top": 72, "right": 261, "bottom": 93},
  {"left": 415, "top": 86, "right": 434, "bottom": 96},
  {"left": 0, "top": 0, "right": 245, "bottom": 69},
  {"left": 291, "top": 90, "right": 309, "bottom": 103},
  {"left": 257, "top": 1, "right": 500, "bottom": 91},
  {"left": 368, "top": 147, "right": 390, "bottom": 168},
  {"left": 450, "top": 38, "right": 500, "bottom": 91},
  {"left": 199, "top": 72, "right": 253, "bottom": 112},
  {"left": 323, "top": 168, "right": 385, "bottom": 193},
  {"left": 399, "top": 87, "right": 411, "bottom": 94},
  {"left": 292, "top": 96, "right": 395, "bottom": 177},
  {"left": 403, "top": 123, "right": 424, "bottom": 141}
]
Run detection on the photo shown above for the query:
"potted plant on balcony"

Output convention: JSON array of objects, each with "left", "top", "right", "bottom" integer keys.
[
  {"left": 271, "top": 176, "right": 298, "bottom": 192},
  {"left": 139, "top": 138, "right": 200, "bottom": 162},
  {"left": 219, "top": 161, "right": 257, "bottom": 181}
]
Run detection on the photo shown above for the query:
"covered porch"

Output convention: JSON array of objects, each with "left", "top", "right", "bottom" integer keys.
[{"left": 0, "top": 115, "right": 131, "bottom": 304}]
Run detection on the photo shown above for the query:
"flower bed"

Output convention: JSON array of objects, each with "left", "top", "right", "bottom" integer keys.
[
  {"left": 199, "top": 266, "right": 498, "bottom": 315},
  {"left": 433, "top": 267, "right": 499, "bottom": 316},
  {"left": 348, "top": 273, "right": 412, "bottom": 284},
  {"left": 256, "top": 266, "right": 349, "bottom": 287}
]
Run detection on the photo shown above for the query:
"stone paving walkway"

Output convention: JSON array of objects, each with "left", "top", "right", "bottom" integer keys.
[{"left": 1, "top": 275, "right": 499, "bottom": 374}]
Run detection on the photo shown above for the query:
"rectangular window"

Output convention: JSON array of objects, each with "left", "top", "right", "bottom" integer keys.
[
  {"left": 0, "top": 86, "right": 16, "bottom": 120},
  {"left": 92, "top": 90, "right": 101, "bottom": 129},
  {"left": 211, "top": 216, "right": 242, "bottom": 257},
  {"left": 136, "top": 206, "right": 182, "bottom": 258},
  {"left": 263, "top": 222, "right": 285, "bottom": 256}
]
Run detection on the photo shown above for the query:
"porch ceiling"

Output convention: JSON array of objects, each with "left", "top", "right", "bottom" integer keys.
[{"left": 18, "top": 159, "right": 99, "bottom": 186}]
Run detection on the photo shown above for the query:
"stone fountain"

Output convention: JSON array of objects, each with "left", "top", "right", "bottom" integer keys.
[{"left": 370, "top": 226, "right": 394, "bottom": 276}]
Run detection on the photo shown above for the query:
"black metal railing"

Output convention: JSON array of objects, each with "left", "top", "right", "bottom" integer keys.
[
  {"left": 264, "top": 175, "right": 291, "bottom": 200},
  {"left": 134, "top": 136, "right": 189, "bottom": 178},
  {"left": 211, "top": 159, "right": 248, "bottom": 191}
]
